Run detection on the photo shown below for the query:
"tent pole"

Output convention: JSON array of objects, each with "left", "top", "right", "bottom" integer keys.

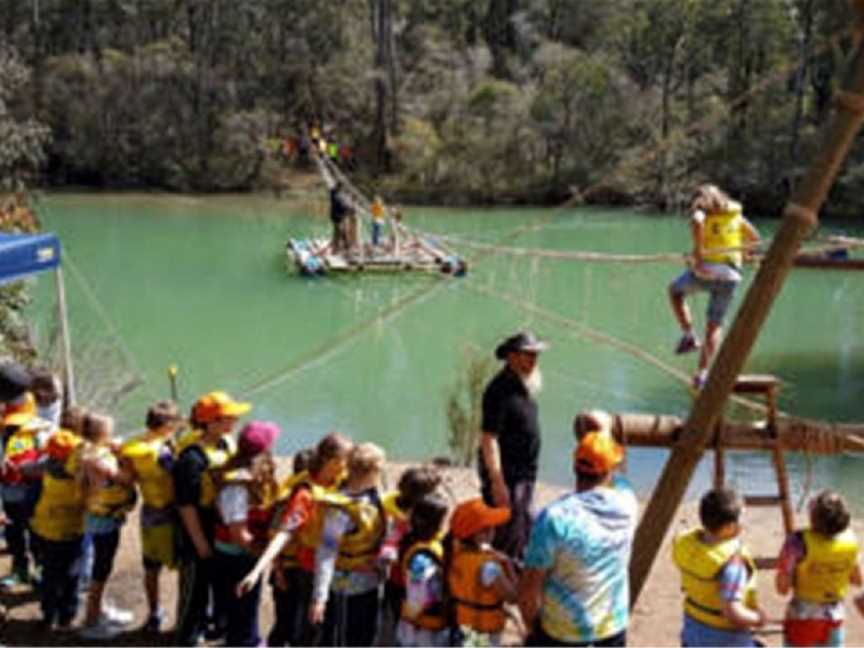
[{"left": 54, "top": 267, "right": 75, "bottom": 405}]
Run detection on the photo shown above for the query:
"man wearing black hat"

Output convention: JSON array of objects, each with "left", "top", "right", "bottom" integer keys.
[{"left": 478, "top": 331, "right": 548, "bottom": 561}]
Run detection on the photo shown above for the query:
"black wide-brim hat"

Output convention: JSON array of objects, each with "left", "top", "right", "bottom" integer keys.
[
  {"left": 494, "top": 331, "right": 549, "bottom": 360},
  {"left": 0, "top": 362, "right": 32, "bottom": 402}
]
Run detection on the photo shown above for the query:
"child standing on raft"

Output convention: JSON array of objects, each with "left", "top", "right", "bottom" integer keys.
[
  {"left": 776, "top": 490, "right": 862, "bottom": 647},
  {"left": 668, "top": 184, "right": 761, "bottom": 389}
]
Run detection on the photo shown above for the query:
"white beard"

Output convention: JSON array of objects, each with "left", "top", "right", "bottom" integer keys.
[{"left": 521, "top": 367, "right": 543, "bottom": 397}]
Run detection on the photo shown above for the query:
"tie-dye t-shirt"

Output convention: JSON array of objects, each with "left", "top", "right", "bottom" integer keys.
[{"left": 524, "top": 476, "right": 638, "bottom": 643}]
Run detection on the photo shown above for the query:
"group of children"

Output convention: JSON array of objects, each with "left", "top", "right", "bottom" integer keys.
[
  {"left": 0, "top": 381, "right": 520, "bottom": 646},
  {"left": 675, "top": 486, "right": 864, "bottom": 647}
]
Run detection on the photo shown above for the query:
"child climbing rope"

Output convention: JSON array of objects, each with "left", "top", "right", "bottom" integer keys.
[{"left": 668, "top": 184, "right": 761, "bottom": 390}]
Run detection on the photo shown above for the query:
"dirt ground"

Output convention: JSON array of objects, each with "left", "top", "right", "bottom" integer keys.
[{"left": 1, "top": 459, "right": 863, "bottom": 646}]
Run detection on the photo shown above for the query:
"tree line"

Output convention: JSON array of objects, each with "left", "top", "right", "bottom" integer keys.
[{"left": 2, "top": 0, "right": 864, "bottom": 217}]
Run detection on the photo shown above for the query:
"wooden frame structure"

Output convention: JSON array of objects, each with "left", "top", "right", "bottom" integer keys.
[{"left": 629, "top": 0, "right": 864, "bottom": 606}]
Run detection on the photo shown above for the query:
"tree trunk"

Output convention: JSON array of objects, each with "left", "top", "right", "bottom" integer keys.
[
  {"left": 483, "top": 0, "right": 517, "bottom": 80},
  {"left": 790, "top": 0, "right": 814, "bottom": 159},
  {"left": 369, "top": 0, "right": 394, "bottom": 171}
]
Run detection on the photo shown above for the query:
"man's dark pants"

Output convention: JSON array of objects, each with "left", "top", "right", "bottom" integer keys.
[{"left": 482, "top": 478, "right": 535, "bottom": 562}]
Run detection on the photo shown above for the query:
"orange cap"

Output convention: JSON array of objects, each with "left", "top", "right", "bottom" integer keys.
[
  {"left": 574, "top": 431, "right": 624, "bottom": 475},
  {"left": 3, "top": 392, "right": 36, "bottom": 426},
  {"left": 450, "top": 498, "right": 511, "bottom": 540},
  {"left": 192, "top": 391, "right": 251, "bottom": 424}
]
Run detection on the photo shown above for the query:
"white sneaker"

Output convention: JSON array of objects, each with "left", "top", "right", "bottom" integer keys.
[
  {"left": 78, "top": 618, "right": 124, "bottom": 641},
  {"left": 102, "top": 604, "right": 134, "bottom": 626}
]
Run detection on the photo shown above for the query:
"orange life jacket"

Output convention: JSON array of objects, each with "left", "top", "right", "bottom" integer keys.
[{"left": 447, "top": 541, "right": 506, "bottom": 634}]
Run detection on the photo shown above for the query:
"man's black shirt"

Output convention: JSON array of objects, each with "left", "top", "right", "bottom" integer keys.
[{"left": 478, "top": 366, "right": 541, "bottom": 487}]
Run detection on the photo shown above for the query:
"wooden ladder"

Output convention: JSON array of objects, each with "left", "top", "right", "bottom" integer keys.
[{"left": 713, "top": 374, "right": 793, "bottom": 569}]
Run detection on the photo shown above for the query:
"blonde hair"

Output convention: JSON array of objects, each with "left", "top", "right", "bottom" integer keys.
[
  {"left": 691, "top": 184, "right": 733, "bottom": 214},
  {"left": 249, "top": 452, "right": 279, "bottom": 506},
  {"left": 76, "top": 412, "right": 115, "bottom": 493},
  {"left": 348, "top": 442, "right": 385, "bottom": 478}
]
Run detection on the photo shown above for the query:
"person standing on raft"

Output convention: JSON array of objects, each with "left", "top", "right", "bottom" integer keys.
[{"left": 668, "top": 184, "right": 761, "bottom": 390}]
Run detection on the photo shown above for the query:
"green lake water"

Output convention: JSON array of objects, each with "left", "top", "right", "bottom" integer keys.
[{"left": 26, "top": 193, "right": 864, "bottom": 506}]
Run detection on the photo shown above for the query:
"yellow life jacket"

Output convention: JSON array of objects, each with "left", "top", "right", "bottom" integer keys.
[
  {"left": 794, "top": 528, "right": 860, "bottom": 603},
  {"left": 30, "top": 446, "right": 85, "bottom": 541},
  {"left": 400, "top": 538, "right": 447, "bottom": 631},
  {"left": 121, "top": 433, "right": 175, "bottom": 509},
  {"left": 672, "top": 528, "right": 758, "bottom": 630},
  {"left": 175, "top": 429, "right": 236, "bottom": 508},
  {"left": 276, "top": 472, "right": 334, "bottom": 569},
  {"left": 84, "top": 445, "right": 137, "bottom": 519},
  {"left": 448, "top": 541, "right": 506, "bottom": 634},
  {"left": 702, "top": 208, "right": 744, "bottom": 267},
  {"left": 299, "top": 488, "right": 385, "bottom": 571},
  {"left": 381, "top": 490, "right": 407, "bottom": 522}
]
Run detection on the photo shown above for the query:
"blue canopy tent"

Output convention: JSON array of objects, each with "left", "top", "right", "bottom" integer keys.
[{"left": 0, "top": 232, "right": 76, "bottom": 403}]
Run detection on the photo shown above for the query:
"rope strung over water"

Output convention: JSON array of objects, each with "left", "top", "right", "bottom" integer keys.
[
  {"left": 427, "top": 232, "right": 864, "bottom": 266},
  {"left": 238, "top": 207, "right": 569, "bottom": 398},
  {"left": 62, "top": 252, "right": 156, "bottom": 403},
  {"left": 466, "top": 279, "right": 775, "bottom": 416}
]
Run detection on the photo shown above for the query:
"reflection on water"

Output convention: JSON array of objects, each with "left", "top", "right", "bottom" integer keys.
[{"left": 29, "top": 194, "right": 864, "bottom": 510}]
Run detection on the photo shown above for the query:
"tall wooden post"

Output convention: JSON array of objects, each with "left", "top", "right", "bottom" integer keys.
[{"left": 630, "top": 2, "right": 864, "bottom": 605}]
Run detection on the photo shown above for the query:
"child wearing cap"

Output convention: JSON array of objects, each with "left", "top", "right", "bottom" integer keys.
[
  {"left": 173, "top": 390, "right": 250, "bottom": 646},
  {"left": 673, "top": 488, "right": 767, "bottom": 647},
  {"left": 237, "top": 432, "right": 353, "bottom": 647},
  {"left": 397, "top": 493, "right": 450, "bottom": 647},
  {"left": 213, "top": 420, "right": 281, "bottom": 647},
  {"left": 521, "top": 429, "right": 638, "bottom": 647},
  {"left": 447, "top": 497, "right": 518, "bottom": 646},
  {"left": 30, "top": 426, "right": 84, "bottom": 630},
  {"left": 120, "top": 400, "right": 185, "bottom": 632},
  {"left": 776, "top": 489, "right": 862, "bottom": 647},
  {"left": 0, "top": 397, "right": 45, "bottom": 590},
  {"left": 76, "top": 413, "right": 137, "bottom": 641},
  {"left": 309, "top": 442, "right": 387, "bottom": 646}
]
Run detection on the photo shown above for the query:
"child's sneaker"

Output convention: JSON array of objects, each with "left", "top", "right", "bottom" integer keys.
[
  {"left": 691, "top": 370, "right": 708, "bottom": 391},
  {"left": 0, "top": 570, "right": 27, "bottom": 590},
  {"left": 78, "top": 618, "right": 124, "bottom": 641},
  {"left": 102, "top": 603, "right": 133, "bottom": 626},
  {"left": 674, "top": 332, "right": 701, "bottom": 355},
  {"left": 143, "top": 608, "right": 166, "bottom": 633}
]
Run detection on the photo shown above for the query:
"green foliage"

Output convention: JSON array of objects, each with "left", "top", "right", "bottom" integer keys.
[
  {"left": 0, "top": 47, "right": 49, "bottom": 362},
  {"left": 0, "top": 48, "right": 50, "bottom": 192},
  {"left": 1, "top": 0, "right": 863, "bottom": 213},
  {"left": 445, "top": 347, "right": 495, "bottom": 467}
]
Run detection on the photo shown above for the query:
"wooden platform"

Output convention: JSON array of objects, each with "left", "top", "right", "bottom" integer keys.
[{"left": 286, "top": 237, "right": 467, "bottom": 277}]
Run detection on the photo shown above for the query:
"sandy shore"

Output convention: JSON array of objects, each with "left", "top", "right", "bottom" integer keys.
[{"left": 1, "top": 459, "right": 863, "bottom": 646}]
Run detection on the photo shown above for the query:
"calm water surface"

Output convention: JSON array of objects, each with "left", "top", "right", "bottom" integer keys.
[{"left": 28, "top": 193, "right": 864, "bottom": 506}]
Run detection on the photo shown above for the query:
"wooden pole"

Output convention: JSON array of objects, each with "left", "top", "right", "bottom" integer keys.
[
  {"left": 606, "top": 412, "right": 864, "bottom": 453},
  {"left": 630, "top": 4, "right": 864, "bottom": 605},
  {"left": 54, "top": 267, "right": 76, "bottom": 406}
]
